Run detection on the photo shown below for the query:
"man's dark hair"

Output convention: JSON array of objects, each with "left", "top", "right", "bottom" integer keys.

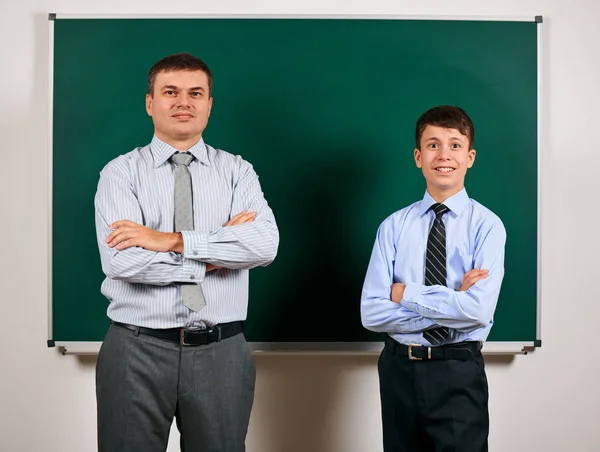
[
  {"left": 415, "top": 105, "right": 475, "bottom": 150},
  {"left": 147, "top": 53, "right": 213, "bottom": 97}
]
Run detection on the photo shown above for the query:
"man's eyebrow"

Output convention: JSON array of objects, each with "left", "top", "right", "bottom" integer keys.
[{"left": 160, "top": 85, "right": 206, "bottom": 91}]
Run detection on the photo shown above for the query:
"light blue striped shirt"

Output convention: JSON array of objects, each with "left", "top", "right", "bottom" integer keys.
[
  {"left": 94, "top": 135, "right": 279, "bottom": 328},
  {"left": 360, "top": 188, "right": 506, "bottom": 345}
]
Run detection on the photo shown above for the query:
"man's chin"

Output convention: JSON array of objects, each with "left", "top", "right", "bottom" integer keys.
[{"left": 171, "top": 128, "right": 203, "bottom": 140}]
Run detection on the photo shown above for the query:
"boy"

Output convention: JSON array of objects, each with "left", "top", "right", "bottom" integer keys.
[{"left": 361, "top": 105, "right": 506, "bottom": 452}]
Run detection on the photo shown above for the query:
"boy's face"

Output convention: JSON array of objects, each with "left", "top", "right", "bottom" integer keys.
[{"left": 414, "top": 125, "right": 476, "bottom": 200}]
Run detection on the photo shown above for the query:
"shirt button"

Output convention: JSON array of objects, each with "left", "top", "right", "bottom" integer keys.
[
  {"left": 193, "top": 251, "right": 198, "bottom": 256},
  {"left": 190, "top": 275, "right": 195, "bottom": 280}
]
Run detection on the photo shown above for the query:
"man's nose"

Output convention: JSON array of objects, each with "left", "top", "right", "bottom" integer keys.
[{"left": 176, "top": 94, "right": 190, "bottom": 107}]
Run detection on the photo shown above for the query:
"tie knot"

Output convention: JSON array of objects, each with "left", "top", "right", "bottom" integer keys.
[
  {"left": 171, "top": 152, "right": 194, "bottom": 167},
  {"left": 431, "top": 203, "right": 449, "bottom": 219}
]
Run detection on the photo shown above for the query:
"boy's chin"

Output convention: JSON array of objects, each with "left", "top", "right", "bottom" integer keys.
[{"left": 426, "top": 180, "right": 463, "bottom": 192}]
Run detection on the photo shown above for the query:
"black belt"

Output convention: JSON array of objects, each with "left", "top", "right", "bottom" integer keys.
[
  {"left": 112, "top": 321, "right": 244, "bottom": 346},
  {"left": 385, "top": 335, "right": 481, "bottom": 361}
]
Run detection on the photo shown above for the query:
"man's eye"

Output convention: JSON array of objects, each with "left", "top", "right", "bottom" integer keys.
[
  {"left": 165, "top": 91, "right": 176, "bottom": 95},
  {"left": 191, "top": 92, "right": 202, "bottom": 97}
]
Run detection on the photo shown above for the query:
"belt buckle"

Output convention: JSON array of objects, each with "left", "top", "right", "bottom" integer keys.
[
  {"left": 180, "top": 327, "right": 222, "bottom": 345},
  {"left": 408, "top": 344, "right": 431, "bottom": 360},
  {"left": 180, "top": 327, "right": 203, "bottom": 346},
  {"left": 180, "top": 328, "right": 192, "bottom": 346}
]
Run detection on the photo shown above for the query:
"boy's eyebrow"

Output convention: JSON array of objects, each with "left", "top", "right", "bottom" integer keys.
[{"left": 424, "top": 136, "right": 465, "bottom": 142}]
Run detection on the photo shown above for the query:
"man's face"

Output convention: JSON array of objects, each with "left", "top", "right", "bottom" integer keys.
[
  {"left": 414, "top": 125, "right": 476, "bottom": 199},
  {"left": 146, "top": 70, "right": 213, "bottom": 148}
]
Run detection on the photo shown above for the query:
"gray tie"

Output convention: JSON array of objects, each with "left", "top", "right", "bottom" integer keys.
[{"left": 171, "top": 152, "right": 206, "bottom": 312}]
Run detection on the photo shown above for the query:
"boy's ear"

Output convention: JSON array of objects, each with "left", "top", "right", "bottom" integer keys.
[
  {"left": 467, "top": 149, "right": 476, "bottom": 168},
  {"left": 414, "top": 148, "right": 422, "bottom": 168}
]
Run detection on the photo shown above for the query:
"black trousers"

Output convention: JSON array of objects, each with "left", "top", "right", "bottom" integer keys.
[{"left": 378, "top": 337, "right": 489, "bottom": 452}]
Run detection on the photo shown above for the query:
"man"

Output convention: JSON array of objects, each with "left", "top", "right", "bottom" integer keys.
[
  {"left": 361, "top": 105, "right": 506, "bottom": 451},
  {"left": 94, "top": 52, "right": 279, "bottom": 452}
]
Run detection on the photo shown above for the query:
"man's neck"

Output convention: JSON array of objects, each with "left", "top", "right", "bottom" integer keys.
[{"left": 155, "top": 132, "right": 202, "bottom": 151}]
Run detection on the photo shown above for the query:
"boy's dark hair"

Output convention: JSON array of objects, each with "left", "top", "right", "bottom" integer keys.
[
  {"left": 415, "top": 105, "right": 475, "bottom": 149},
  {"left": 147, "top": 53, "right": 213, "bottom": 97}
]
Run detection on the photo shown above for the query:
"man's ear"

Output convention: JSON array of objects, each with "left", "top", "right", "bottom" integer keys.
[
  {"left": 145, "top": 94, "right": 153, "bottom": 116},
  {"left": 467, "top": 149, "right": 476, "bottom": 168},
  {"left": 414, "top": 148, "right": 422, "bottom": 168}
]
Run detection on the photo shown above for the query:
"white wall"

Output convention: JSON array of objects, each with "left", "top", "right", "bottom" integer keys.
[{"left": 1, "top": 0, "right": 599, "bottom": 451}]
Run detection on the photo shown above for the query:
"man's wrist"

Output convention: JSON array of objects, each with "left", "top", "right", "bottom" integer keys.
[{"left": 169, "top": 232, "right": 184, "bottom": 253}]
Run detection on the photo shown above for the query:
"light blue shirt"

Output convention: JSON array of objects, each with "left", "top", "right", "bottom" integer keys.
[
  {"left": 94, "top": 135, "right": 279, "bottom": 329},
  {"left": 360, "top": 188, "right": 506, "bottom": 345}
]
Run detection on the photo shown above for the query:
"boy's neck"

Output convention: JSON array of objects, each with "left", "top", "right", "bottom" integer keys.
[{"left": 426, "top": 184, "right": 465, "bottom": 204}]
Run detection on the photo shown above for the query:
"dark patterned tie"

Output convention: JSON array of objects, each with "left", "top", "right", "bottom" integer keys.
[
  {"left": 171, "top": 152, "right": 206, "bottom": 312},
  {"left": 423, "top": 203, "right": 450, "bottom": 345}
]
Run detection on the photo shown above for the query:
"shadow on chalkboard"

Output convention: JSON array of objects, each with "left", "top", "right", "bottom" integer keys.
[{"left": 248, "top": 152, "right": 378, "bottom": 342}]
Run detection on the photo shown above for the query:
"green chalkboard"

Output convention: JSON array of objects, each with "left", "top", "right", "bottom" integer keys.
[{"left": 50, "top": 16, "right": 539, "bottom": 348}]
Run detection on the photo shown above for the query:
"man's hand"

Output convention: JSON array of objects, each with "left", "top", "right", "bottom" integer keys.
[
  {"left": 205, "top": 211, "right": 257, "bottom": 272},
  {"left": 226, "top": 210, "right": 257, "bottom": 226},
  {"left": 390, "top": 283, "right": 406, "bottom": 304},
  {"left": 459, "top": 268, "right": 489, "bottom": 291},
  {"left": 106, "top": 220, "right": 179, "bottom": 252}
]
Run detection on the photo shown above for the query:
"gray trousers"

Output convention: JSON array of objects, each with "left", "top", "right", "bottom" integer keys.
[{"left": 96, "top": 323, "right": 256, "bottom": 452}]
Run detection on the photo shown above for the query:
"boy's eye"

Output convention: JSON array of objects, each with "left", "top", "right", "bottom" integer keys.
[
  {"left": 451, "top": 143, "right": 461, "bottom": 149},
  {"left": 428, "top": 143, "right": 439, "bottom": 149}
]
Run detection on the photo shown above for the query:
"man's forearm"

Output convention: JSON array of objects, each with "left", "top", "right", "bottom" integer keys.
[{"left": 181, "top": 221, "right": 279, "bottom": 269}]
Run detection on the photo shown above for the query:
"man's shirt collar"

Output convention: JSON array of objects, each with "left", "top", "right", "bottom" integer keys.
[{"left": 150, "top": 135, "right": 210, "bottom": 168}]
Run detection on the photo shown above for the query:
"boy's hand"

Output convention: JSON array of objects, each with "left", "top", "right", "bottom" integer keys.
[
  {"left": 459, "top": 269, "right": 488, "bottom": 291},
  {"left": 389, "top": 268, "right": 489, "bottom": 300},
  {"left": 390, "top": 283, "right": 406, "bottom": 303}
]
